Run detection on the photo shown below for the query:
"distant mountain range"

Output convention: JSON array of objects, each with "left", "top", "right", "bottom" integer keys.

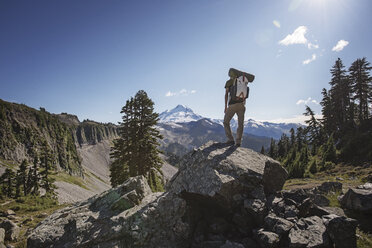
[{"left": 159, "top": 105, "right": 303, "bottom": 140}]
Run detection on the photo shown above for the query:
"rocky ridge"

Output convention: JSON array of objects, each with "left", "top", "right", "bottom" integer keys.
[{"left": 27, "top": 142, "right": 362, "bottom": 248}]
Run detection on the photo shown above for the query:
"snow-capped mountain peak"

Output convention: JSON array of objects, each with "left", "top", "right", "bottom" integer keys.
[{"left": 159, "top": 105, "right": 203, "bottom": 123}]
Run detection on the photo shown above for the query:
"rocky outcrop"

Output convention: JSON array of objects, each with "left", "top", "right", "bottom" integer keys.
[{"left": 27, "top": 142, "right": 358, "bottom": 248}]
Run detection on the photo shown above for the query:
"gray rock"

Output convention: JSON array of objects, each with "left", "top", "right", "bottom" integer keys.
[
  {"left": 288, "top": 216, "right": 330, "bottom": 248},
  {"left": 170, "top": 142, "right": 287, "bottom": 201},
  {"left": 310, "top": 194, "right": 330, "bottom": 207},
  {"left": 322, "top": 214, "right": 357, "bottom": 248},
  {"left": 340, "top": 187, "right": 372, "bottom": 214},
  {"left": 308, "top": 204, "right": 332, "bottom": 218},
  {"left": 316, "top": 182, "right": 342, "bottom": 194},
  {"left": 0, "top": 228, "right": 5, "bottom": 243},
  {"left": 264, "top": 213, "right": 294, "bottom": 237},
  {"left": 282, "top": 189, "right": 309, "bottom": 205},
  {"left": 0, "top": 220, "right": 19, "bottom": 242},
  {"left": 253, "top": 228, "right": 279, "bottom": 248},
  {"left": 244, "top": 198, "right": 267, "bottom": 226},
  {"left": 322, "top": 207, "right": 345, "bottom": 217},
  {"left": 28, "top": 176, "right": 188, "bottom": 248},
  {"left": 357, "top": 182, "right": 372, "bottom": 190},
  {"left": 26, "top": 142, "right": 289, "bottom": 248}
]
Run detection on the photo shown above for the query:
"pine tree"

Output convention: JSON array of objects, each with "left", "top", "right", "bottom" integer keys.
[
  {"left": 268, "top": 138, "right": 278, "bottom": 159},
  {"left": 110, "top": 90, "right": 163, "bottom": 190},
  {"left": 2, "top": 168, "right": 15, "bottom": 198},
  {"left": 277, "top": 134, "right": 289, "bottom": 159},
  {"left": 329, "top": 58, "right": 352, "bottom": 130},
  {"left": 17, "top": 159, "right": 28, "bottom": 196},
  {"left": 320, "top": 88, "right": 334, "bottom": 135},
  {"left": 260, "top": 146, "right": 265, "bottom": 155},
  {"left": 296, "top": 127, "right": 305, "bottom": 151},
  {"left": 323, "top": 135, "right": 337, "bottom": 163},
  {"left": 308, "top": 160, "right": 317, "bottom": 174},
  {"left": 303, "top": 105, "right": 321, "bottom": 147},
  {"left": 29, "top": 156, "right": 40, "bottom": 196},
  {"left": 349, "top": 57, "right": 372, "bottom": 122},
  {"left": 289, "top": 128, "right": 296, "bottom": 149},
  {"left": 40, "top": 143, "right": 56, "bottom": 195}
]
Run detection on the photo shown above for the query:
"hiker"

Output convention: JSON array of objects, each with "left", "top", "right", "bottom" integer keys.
[{"left": 224, "top": 68, "right": 255, "bottom": 147}]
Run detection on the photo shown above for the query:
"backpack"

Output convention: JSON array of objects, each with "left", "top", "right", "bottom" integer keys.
[{"left": 228, "top": 68, "right": 255, "bottom": 105}]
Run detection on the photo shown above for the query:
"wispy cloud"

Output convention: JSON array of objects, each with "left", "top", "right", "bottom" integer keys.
[
  {"left": 296, "top": 97, "right": 319, "bottom": 105},
  {"left": 307, "top": 43, "right": 319, "bottom": 49},
  {"left": 165, "top": 89, "right": 196, "bottom": 97},
  {"left": 273, "top": 20, "right": 280, "bottom": 28},
  {"left": 279, "top": 26, "right": 308, "bottom": 46},
  {"left": 303, "top": 54, "right": 317, "bottom": 65},
  {"left": 279, "top": 26, "right": 319, "bottom": 50},
  {"left": 332, "top": 40, "right": 349, "bottom": 52}
]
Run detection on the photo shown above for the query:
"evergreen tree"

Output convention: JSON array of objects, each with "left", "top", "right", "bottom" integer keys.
[
  {"left": 1, "top": 168, "right": 15, "bottom": 198},
  {"left": 277, "top": 134, "right": 289, "bottom": 159},
  {"left": 349, "top": 57, "right": 372, "bottom": 122},
  {"left": 40, "top": 143, "right": 56, "bottom": 195},
  {"left": 296, "top": 127, "right": 305, "bottom": 151},
  {"left": 329, "top": 58, "right": 352, "bottom": 130},
  {"left": 308, "top": 160, "right": 317, "bottom": 174},
  {"left": 320, "top": 88, "right": 334, "bottom": 135},
  {"left": 260, "top": 146, "right": 265, "bottom": 155},
  {"left": 289, "top": 128, "right": 296, "bottom": 149},
  {"left": 29, "top": 156, "right": 40, "bottom": 196},
  {"left": 303, "top": 105, "right": 321, "bottom": 147},
  {"left": 268, "top": 138, "right": 278, "bottom": 159},
  {"left": 110, "top": 90, "right": 163, "bottom": 190},
  {"left": 323, "top": 135, "right": 337, "bottom": 163},
  {"left": 17, "top": 159, "right": 28, "bottom": 196}
]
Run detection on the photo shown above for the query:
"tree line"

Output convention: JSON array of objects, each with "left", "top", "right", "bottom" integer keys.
[
  {"left": 0, "top": 142, "right": 56, "bottom": 199},
  {"left": 266, "top": 57, "right": 372, "bottom": 178}
]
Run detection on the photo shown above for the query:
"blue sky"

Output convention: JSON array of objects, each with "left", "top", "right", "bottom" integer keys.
[{"left": 1, "top": 0, "right": 371, "bottom": 124}]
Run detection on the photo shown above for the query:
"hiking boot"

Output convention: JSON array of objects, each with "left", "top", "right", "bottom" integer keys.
[
  {"left": 235, "top": 143, "right": 241, "bottom": 147},
  {"left": 225, "top": 140, "right": 235, "bottom": 146}
]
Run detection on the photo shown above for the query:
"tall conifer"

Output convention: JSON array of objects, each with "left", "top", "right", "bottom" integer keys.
[
  {"left": 110, "top": 90, "right": 163, "bottom": 190},
  {"left": 349, "top": 57, "right": 372, "bottom": 121}
]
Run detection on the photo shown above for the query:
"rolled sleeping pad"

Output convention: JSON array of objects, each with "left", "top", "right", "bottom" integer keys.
[{"left": 229, "top": 68, "right": 255, "bottom": 82}]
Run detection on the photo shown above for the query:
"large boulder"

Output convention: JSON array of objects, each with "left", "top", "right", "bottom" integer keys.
[
  {"left": 170, "top": 142, "right": 288, "bottom": 199},
  {"left": 339, "top": 185, "right": 372, "bottom": 214},
  {"left": 322, "top": 214, "right": 358, "bottom": 248},
  {"left": 288, "top": 216, "right": 330, "bottom": 248},
  {"left": 27, "top": 142, "right": 288, "bottom": 248}
]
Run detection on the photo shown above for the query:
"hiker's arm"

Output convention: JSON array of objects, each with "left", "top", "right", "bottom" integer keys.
[{"left": 224, "top": 88, "right": 228, "bottom": 113}]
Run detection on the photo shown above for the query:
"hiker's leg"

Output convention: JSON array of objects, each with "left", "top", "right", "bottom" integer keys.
[
  {"left": 236, "top": 103, "right": 246, "bottom": 145},
  {"left": 223, "top": 105, "right": 235, "bottom": 142}
]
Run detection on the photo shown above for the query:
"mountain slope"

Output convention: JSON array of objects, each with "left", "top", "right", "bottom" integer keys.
[
  {"left": 158, "top": 118, "right": 272, "bottom": 156},
  {"left": 160, "top": 105, "right": 303, "bottom": 140},
  {"left": 159, "top": 104, "right": 204, "bottom": 123}
]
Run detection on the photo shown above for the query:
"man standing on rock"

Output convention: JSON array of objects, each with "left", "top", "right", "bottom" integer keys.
[{"left": 224, "top": 68, "right": 255, "bottom": 147}]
